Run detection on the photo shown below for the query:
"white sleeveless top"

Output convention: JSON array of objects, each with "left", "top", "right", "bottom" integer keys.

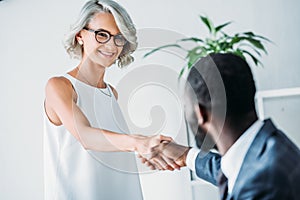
[{"left": 44, "top": 74, "right": 143, "bottom": 200}]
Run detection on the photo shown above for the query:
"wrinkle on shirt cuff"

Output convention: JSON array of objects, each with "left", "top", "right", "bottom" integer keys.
[{"left": 186, "top": 148, "right": 200, "bottom": 172}]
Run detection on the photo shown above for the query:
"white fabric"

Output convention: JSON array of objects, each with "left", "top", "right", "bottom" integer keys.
[
  {"left": 44, "top": 74, "right": 143, "bottom": 200},
  {"left": 221, "top": 120, "right": 263, "bottom": 194},
  {"left": 186, "top": 148, "right": 200, "bottom": 172}
]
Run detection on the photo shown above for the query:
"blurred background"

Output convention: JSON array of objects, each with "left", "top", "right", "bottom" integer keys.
[{"left": 0, "top": 0, "right": 299, "bottom": 199}]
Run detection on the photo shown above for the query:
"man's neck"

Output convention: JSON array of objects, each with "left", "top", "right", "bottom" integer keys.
[{"left": 215, "top": 111, "right": 258, "bottom": 155}]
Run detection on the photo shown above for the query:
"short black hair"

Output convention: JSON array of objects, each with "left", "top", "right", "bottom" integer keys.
[{"left": 186, "top": 53, "right": 256, "bottom": 117}]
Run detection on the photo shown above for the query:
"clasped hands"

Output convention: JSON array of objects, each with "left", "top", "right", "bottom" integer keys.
[{"left": 136, "top": 135, "right": 190, "bottom": 171}]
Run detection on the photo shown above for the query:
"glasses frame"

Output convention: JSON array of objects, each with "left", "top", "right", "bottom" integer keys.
[{"left": 83, "top": 27, "right": 127, "bottom": 47}]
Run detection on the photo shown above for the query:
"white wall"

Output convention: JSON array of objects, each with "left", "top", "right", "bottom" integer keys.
[{"left": 0, "top": 0, "right": 299, "bottom": 199}]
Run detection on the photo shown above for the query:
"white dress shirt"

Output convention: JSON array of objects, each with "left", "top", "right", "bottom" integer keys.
[{"left": 186, "top": 120, "right": 264, "bottom": 194}]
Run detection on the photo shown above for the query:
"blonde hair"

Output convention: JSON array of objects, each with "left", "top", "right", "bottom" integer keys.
[{"left": 64, "top": 0, "right": 137, "bottom": 67}]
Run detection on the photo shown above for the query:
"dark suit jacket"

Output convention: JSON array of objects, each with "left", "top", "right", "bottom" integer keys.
[{"left": 195, "top": 119, "right": 300, "bottom": 200}]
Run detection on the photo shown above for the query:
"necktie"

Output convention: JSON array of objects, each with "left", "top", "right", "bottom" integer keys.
[{"left": 217, "top": 170, "right": 228, "bottom": 200}]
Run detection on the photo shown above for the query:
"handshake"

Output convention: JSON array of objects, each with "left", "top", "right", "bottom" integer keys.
[{"left": 134, "top": 134, "right": 191, "bottom": 171}]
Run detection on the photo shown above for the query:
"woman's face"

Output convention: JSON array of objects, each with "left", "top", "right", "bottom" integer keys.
[{"left": 78, "top": 12, "right": 124, "bottom": 67}]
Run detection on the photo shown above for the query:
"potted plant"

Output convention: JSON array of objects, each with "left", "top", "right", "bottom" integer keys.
[{"left": 144, "top": 15, "right": 271, "bottom": 76}]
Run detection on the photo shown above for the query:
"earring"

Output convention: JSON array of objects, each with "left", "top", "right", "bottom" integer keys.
[{"left": 78, "top": 40, "right": 83, "bottom": 45}]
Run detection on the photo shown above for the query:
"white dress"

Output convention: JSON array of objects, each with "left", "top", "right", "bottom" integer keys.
[{"left": 44, "top": 74, "right": 143, "bottom": 200}]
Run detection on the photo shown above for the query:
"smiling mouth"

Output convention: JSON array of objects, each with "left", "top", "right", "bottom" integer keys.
[{"left": 98, "top": 50, "right": 116, "bottom": 58}]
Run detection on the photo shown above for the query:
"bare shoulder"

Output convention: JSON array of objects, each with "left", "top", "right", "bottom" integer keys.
[
  {"left": 108, "top": 84, "right": 118, "bottom": 100},
  {"left": 45, "top": 76, "right": 76, "bottom": 101},
  {"left": 46, "top": 76, "right": 71, "bottom": 92},
  {"left": 44, "top": 76, "right": 76, "bottom": 125},
  {"left": 47, "top": 76, "right": 68, "bottom": 85}
]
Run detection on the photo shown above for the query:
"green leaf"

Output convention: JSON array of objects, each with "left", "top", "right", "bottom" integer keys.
[
  {"left": 242, "top": 31, "right": 255, "bottom": 37},
  {"left": 242, "top": 32, "right": 272, "bottom": 43},
  {"left": 179, "top": 67, "right": 186, "bottom": 77},
  {"left": 187, "top": 46, "right": 206, "bottom": 68},
  {"left": 187, "top": 46, "right": 205, "bottom": 56},
  {"left": 243, "top": 38, "right": 267, "bottom": 54},
  {"left": 230, "top": 36, "right": 267, "bottom": 54},
  {"left": 238, "top": 43, "right": 262, "bottom": 56},
  {"left": 221, "top": 31, "right": 230, "bottom": 38},
  {"left": 215, "top": 21, "right": 232, "bottom": 33},
  {"left": 233, "top": 48, "right": 246, "bottom": 60},
  {"left": 219, "top": 41, "right": 231, "bottom": 51},
  {"left": 200, "top": 15, "right": 215, "bottom": 34},
  {"left": 143, "top": 44, "right": 185, "bottom": 58},
  {"left": 241, "top": 49, "right": 263, "bottom": 66},
  {"left": 205, "top": 38, "right": 219, "bottom": 51},
  {"left": 178, "top": 37, "right": 204, "bottom": 43},
  {"left": 229, "top": 35, "right": 244, "bottom": 46}
]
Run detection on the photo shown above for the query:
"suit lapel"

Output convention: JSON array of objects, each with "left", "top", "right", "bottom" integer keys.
[{"left": 230, "top": 119, "right": 277, "bottom": 197}]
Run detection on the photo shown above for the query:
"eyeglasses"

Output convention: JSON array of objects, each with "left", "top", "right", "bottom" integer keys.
[{"left": 83, "top": 27, "right": 127, "bottom": 47}]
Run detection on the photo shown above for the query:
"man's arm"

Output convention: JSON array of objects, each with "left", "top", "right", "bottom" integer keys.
[{"left": 194, "top": 151, "right": 221, "bottom": 185}]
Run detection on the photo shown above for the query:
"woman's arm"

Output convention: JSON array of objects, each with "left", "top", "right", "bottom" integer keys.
[{"left": 44, "top": 76, "right": 171, "bottom": 154}]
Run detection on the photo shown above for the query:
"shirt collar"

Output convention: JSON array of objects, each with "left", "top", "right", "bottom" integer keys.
[{"left": 221, "top": 120, "right": 264, "bottom": 194}]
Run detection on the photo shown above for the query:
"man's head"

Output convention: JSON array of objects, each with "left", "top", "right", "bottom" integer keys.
[{"left": 184, "top": 53, "right": 257, "bottom": 149}]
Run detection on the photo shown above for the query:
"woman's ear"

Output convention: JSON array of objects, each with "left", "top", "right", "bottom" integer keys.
[{"left": 76, "top": 32, "right": 84, "bottom": 45}]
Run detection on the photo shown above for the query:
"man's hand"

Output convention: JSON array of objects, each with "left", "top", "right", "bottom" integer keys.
[
  {"left": 134, "top": 134, "right": 178, "bottom": 171},
  {"left": 139, "top": 141, "right": 191, "bottom": 171}
]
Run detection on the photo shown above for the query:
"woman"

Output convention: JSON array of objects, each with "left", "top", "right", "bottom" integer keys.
[{"left": 44, "top": 0, "right": 173, "bottom": 199}]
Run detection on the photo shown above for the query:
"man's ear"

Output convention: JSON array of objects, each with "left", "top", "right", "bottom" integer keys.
[{"left": 194, "top": 104, "right": 209, "bottom": 125}]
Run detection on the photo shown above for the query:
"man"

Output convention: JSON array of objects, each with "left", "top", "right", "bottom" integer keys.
[{"left": 143, "top": 53, "right": 300, "bottom": 199}]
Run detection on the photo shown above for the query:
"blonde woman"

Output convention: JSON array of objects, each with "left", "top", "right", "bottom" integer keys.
[{"left": 44, "top": 0, "right": 173, "bottom": 199}]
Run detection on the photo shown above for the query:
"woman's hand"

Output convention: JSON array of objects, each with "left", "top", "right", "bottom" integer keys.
[
  {"left": 133, "top": 134, "right": 182, "bottom": 170},
  {"left": 138, "top": 141, "right": 188, "bottom": 171},
  {"left": 133, "top": 134, "right": 172, "bottom": 156}
]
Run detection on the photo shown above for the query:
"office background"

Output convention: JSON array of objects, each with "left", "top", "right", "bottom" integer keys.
[{"left": 0, "top": 0, "right": 299, "bottom": 199}]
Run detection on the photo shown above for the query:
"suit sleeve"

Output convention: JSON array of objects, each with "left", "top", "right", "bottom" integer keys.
[{"left": 195, "top": 151, "right": 221, "bottom": 186}]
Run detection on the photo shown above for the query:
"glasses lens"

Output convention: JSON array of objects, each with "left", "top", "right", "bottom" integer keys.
[
  {"left": 96, "top": 31, "right": 110, "bottom": 43},
  {"left": 114, "top": 34, "right": 126, "bottom": 46}
]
